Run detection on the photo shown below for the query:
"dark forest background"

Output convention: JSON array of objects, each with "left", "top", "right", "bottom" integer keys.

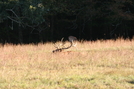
[{"left": 0, "top": 0, "right": 134, "bottom": 44}]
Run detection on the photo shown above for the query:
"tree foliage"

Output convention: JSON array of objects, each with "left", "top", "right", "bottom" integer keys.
[{"left": 0, "top": 0, "right": 134, "bottom": 44}]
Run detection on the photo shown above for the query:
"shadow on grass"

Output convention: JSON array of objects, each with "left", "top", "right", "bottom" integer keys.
[{"left": 128, "top": 80, "right": 134, "bottom": 84}]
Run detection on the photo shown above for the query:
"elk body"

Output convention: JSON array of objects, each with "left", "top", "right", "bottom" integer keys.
[{"left": 52, "top": 36, "right": 77, "bottom": 53}]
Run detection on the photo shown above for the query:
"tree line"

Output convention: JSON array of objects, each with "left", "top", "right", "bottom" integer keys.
[{"left": 0, "top": 0, "right": 134, "bottom": 44}]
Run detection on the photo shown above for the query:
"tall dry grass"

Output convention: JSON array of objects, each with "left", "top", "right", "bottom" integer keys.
[{"left": 0, "top": 39, "right": 134, "bottom": 89}]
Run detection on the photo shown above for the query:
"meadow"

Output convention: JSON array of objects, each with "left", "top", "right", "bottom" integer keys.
[{"left": 0, "top": 39, "right": 134, "bottom": 89}]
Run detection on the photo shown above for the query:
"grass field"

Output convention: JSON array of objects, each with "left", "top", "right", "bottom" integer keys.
[{"left": 0, "top": 39, "right": 134, "bottom": 89}]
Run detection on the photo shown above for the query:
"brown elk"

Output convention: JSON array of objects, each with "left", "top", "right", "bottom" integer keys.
[{"left": 52, "top": 36, "right": 77, "bottom": 53}]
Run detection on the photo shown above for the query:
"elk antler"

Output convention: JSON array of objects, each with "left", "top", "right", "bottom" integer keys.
[{"left": 52, "top": 37, "right": 73, "bottom": 53}]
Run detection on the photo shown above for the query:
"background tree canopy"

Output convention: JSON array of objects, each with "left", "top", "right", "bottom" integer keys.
[{"left": 0, "top": 0, "right": 134, "bottom": 44}]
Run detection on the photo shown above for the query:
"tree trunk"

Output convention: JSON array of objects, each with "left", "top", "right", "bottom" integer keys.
[
  {"left": 50, "top": 15, "right": 54, "bottom": 41},
  {"left": 18, "top": 25, "right": 23, "bottom": 44}
]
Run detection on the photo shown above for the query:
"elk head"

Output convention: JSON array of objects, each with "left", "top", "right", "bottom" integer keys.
[{"left": 52, "top": 36, "right": 77, "bottom": 53}]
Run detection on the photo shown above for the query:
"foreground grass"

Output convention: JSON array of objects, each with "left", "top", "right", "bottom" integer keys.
[{"left": 0, "top": 39, "right": 134, "bottom": 89}]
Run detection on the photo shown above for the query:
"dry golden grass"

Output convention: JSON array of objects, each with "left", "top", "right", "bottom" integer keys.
[{"left": 0, "top": 39, "right": 134, "bottom": 89}]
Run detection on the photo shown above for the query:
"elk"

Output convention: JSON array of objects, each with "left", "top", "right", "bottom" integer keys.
[{"left": 52, "top": 36, "right": 77, "bottom": 53}]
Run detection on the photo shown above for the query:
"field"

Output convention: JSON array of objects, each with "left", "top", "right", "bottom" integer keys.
[{"left": 0, "top": 39, "right": 134, "bottom": 89}]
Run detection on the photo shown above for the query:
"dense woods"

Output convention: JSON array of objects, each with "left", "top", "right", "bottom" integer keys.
[{"left": 0, "top": 0, "right": 134, "bottom": 44}]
